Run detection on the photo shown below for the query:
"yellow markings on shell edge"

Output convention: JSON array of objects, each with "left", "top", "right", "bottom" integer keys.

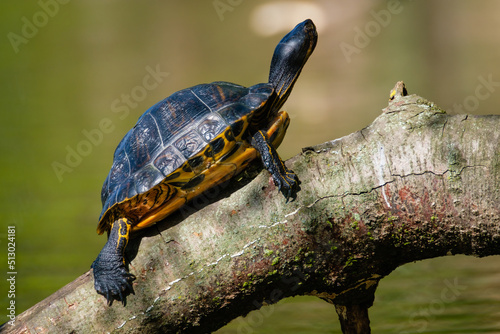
[{"left": 100, "top": 110, "right": 291, "bottom": 235}]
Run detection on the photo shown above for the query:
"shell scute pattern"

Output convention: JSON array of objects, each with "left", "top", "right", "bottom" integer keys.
[
  {"left": 198, "top": 113, "right": 227, "bottom": 142},
  {"left": 217, "top": 103, "right": 252, "bottom": 127},
  {"left": 153, "top": 146, "right": 185, "bottom": 176},
  {"left": 99, "top": 82, "right": 273, "bottom": 227},
  {"left": 193, "top": 81, "right": 248, "bottom": 110},
  {"left": 134, "top": 164, "right": 164, "bottom": 194},
  {"left": 151, "top": 90, "right": 205, "bottom": 145},
  {"left": 245, "top": 83, "right": 274, "bottom": 107},
  {"left": 117, "top": 179, "right": 136, "bottom": 204},
  {"left": 173, "top": 130, "right": 205, "bottom": 158},
  {"left": 125, "top": 114, "right": 163, "bottom": 171},
  {"left": 101, "top": 149, "right": 129, "bottom": 204}
]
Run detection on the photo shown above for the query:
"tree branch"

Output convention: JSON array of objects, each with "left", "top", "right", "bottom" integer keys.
[{"left": 2, "top": 82, "right": 499, "bottom": 333}]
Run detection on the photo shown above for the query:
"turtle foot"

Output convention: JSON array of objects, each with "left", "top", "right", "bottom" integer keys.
[
  {"left": 274, "top": 169, "right": 301, "bottom": 202},
  {"left": 92, "top": 253, "right": 136, "bottom": 306}
]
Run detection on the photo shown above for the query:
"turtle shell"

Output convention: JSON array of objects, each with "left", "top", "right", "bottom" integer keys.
[{"left": 97, "top": 81, "right": 277, "bottom": 234}]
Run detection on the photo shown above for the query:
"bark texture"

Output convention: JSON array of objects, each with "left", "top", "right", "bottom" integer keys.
[{"left": 2, "top": 84, "right": 499, "bottom": 333}]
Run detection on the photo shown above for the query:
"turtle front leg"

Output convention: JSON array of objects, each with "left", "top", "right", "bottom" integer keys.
[
  {"left": 92, "top": 218, "right": 136, "bottom": 306},
  {"left": 251, "top": 130, "right": 301, "bottom": 202}
]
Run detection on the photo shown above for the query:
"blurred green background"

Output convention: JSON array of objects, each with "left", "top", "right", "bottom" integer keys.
[{"left": 1, "top": 0, "right": 500, "bottom": 332}]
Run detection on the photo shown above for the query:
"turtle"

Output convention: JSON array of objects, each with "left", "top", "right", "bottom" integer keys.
[{"left": 91, "top": 19, "right": 317, "bottom": 305}]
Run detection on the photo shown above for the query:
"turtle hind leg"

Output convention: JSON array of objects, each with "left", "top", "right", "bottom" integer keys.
[
  {"left": 250, "top": 130, "right": 301, "bottom": 202},
  {"left": 92, "top": 218, "right": 136, "bottom": 306}
]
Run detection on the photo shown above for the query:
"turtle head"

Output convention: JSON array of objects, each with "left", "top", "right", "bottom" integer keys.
[{"left": 268, "top": 19, "right": 317, "bottom": 107}]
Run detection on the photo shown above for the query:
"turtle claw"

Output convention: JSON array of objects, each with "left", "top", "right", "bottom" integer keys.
[
  {"left": 274, "top": 170, "right": 301, "bottom": 202},
  {"left": 92, "top": 255, "right": 136, "bottom": 306},
  {"left": 95, "top": 270, "right": 135, "bottom": 306}
]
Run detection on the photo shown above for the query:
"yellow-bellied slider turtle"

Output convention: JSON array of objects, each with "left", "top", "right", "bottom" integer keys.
[{"left": 92, "top": 19, "right": 317, "bottom": 305}]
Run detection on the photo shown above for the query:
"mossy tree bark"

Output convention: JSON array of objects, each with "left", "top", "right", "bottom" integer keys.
[{"left": 2, "top": 83, "right": 499, "bottom": 334}]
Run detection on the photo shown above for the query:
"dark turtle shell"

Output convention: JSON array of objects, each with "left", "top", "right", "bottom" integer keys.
[{"left": 97, "top": 81, "right": 276, "bottom": 234}]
